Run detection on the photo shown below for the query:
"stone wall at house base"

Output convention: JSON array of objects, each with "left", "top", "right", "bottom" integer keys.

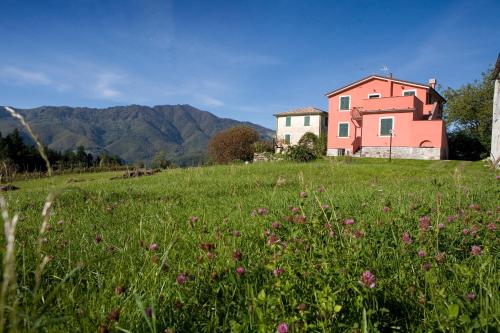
[{"left": 358, "top": 146, "right": 445, "bottom": 160}]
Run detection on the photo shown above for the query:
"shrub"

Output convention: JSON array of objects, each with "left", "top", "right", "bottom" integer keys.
[
  {"left": 298, "top": 132, "right": 327, "bottom": 157},
  {"left": 208, "top": 126, "right": 260, "bottom": 164},
  {"left": 286, "top": 145, "right": 317, "bottom": 162},
  {"left": 252, "top": 140, "right": 274, "bottom": 153}
]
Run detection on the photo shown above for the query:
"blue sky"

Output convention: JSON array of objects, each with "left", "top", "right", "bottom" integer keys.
[{"left": 0, "top": 0, "right": 499, "bottom": 128}]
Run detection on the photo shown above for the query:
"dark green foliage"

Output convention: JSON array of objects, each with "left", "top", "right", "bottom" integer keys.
[
  {"left": 298, "top": 132, "right": 327, "bottom": 157},
  {"left": 252, "top": 140, "right": 274, "bottom": 153},
  {"left": 151, "top": 151, "right": 172, "bottom": 169},
  {"left": 286, "top": 145, "right": 317, "bottom": 162},
  {"left": 443, "top": 67, "right": 494, "bottom": 159},
  {"left": 0, "top": 105, "right": 274, "bottom": 166}
]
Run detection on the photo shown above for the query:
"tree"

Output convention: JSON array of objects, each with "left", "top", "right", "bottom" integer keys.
[
  {"left": 298, "top": 132, "right": 327, "bottom": 157},
  {"left": 443, "top": 67, "right": 494, "bottom": 159},
  {"left": 208, "top": 126, "right": 260, "bottom": 164},
  {"left": 151, "top": 151, "right": 171, "bottom": 169}
]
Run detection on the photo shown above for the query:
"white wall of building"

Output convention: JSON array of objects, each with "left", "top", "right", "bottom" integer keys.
[
  {"left": 492, "top": 76, "right": 500, "bottom": 163},
  {"left": 276, "top": 114, "right": 326, "bottom": 146}
]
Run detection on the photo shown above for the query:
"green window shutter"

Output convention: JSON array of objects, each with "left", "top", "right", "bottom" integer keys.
[
  {"left": 304, "top": 116, "right": 310, "bottom": 126},
  {"left": 380, "top": 118, "right": 393, "bottom": 136},
  {"left": 285, "top": 116, "right": 291, "bottom": 127},
  {"left": 403, "top": 90, "right": 415, "bottom": 96},
  {"left": 338, "top": 123, "right": 349, "bottom": 137},
  {"left": 340, "top": 96, "right": 350, "bottom": 110},
  {"left": 285, "top": 134, "right": 291, "bottom": 144}
]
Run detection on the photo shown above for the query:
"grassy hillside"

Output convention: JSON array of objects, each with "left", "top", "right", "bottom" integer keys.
[{"left": 2, "top": 158, "right": 499, "bottom": 332}]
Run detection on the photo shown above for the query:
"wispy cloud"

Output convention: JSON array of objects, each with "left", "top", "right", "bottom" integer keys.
[
  {"left": 0, "top": 66, "right": 51, "bottom": 86},
  {"left": 94, "top": 72, "right": 126, "bottom": 99}
]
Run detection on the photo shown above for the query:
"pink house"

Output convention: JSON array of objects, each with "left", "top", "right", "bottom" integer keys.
[{"left": 325, "top": 75, "right": 448, "bottom": 160}]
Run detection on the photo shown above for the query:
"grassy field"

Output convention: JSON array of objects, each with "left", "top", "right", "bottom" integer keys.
[{"left": 1, "top": 158, "right": 499, "bottom": 332}]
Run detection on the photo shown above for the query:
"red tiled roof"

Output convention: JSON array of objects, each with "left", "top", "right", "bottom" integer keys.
[{"left": 273, "top": 106, "right": 327, "bottom": 117}]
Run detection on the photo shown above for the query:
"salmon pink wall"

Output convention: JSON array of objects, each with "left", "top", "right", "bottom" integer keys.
[{"left": 410, "top": 120, "right": 447, "bottom": 148}]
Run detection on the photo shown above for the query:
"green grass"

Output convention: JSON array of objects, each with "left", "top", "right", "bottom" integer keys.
[{"left": 2, "top": 158, "right": 499, "bottom": 332}]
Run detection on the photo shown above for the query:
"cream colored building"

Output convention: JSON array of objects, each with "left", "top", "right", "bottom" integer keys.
[
  {"left": 274, "top": 107, "right": 328, "bottom": 152},
  {"left": 491, "top": 53, "right": 500, "bottom": 165}
]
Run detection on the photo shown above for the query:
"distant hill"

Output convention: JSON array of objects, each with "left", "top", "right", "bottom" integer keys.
[{"left": 0, "top": 104, "right": 274, "bottom": 166}]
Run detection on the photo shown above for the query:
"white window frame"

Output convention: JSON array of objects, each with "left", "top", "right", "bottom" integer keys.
[
  {"left": 338, "top": 95, "right": 351, "bottom": 111},
  {"left": 337, "top": 122, "right": 350, "bottom": 138},
  {"left": 367, "top": 93, "right": 381, "bottom": 98},
  {"left": 402, "top": 89, "right": 417, "bottom": 97},
  {"left": 378, "top": 116, "right": 395, "bottom": 137}
]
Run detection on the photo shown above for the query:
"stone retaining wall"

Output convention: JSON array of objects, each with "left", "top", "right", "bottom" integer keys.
[{"left": 359, "top": 146, "right": 444, "bottom": 160}]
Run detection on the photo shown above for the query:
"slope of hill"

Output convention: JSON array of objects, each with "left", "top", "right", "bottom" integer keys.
[{"left": 0, "top": 104, "right": 274, "bottom": 165}]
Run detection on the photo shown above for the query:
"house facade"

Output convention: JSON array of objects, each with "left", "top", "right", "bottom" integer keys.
[
  {"left": 491, "top": 53, "right": 500, "bottom": 163},
  {"left": 325, "top": 75, "right": 448, "bottom": 160},
  {"left": 274, "top": 107, "right": 327, "bottom": 151}
]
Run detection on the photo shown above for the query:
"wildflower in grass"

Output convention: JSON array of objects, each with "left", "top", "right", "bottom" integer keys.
[
  {"left": 418, "top": 249, "right": 426, "bottom": 257},
  {"left": 199, "top": 243, "right": 216, "bottom": 251},
  {"left": 344, "top": 219, "right": 354, "bottom": 225},
  {"left": 299, "top": 191, "right": 307, "bottom": 198},
  {"left": 161, "top": 262, "right": 169, "bottom": 272},
  {"left": 149, "top": 243, "right": 158, "bottom": 251},
  {"left": 353, "top": 230, "right": 365, "bottom": 238},
  {"left": 207, "top": 252, "right": 215, "bottom": 261},
  {"left": 360, "top": 270, "right": 376, "bottom": 288},
  {"left": 106, "top": 308, "right": 120, "bottom": 322},
  {"left": 383, "top": 206, "right": 390, "bottom": 213},
  {"left": 329, "top": 230, "right": 336, "bottom": 237},
  {"left": 463, "top": 228, "right": 470, "bottom": 235},
  {"left": 467, "top": 292, "right": 477, "bottom": 301},
  {"left": 438, "top": 223, "right": 445, "bottom": 231},
  {"left": 257, "top": 207, "right": 269, "bottom": 216},
  {"left": 176, "top": 273, "right": 187, "bottom": 285},
  {"left": 321, "top": 204, "right": 329, "bottom": 209},
  {"left": 190, "top": 216, "right": 199, "bottom": 223},
  {"left": 151, "top": 255, "right": 159, "bottom": 264},
  {"left": 297, "top": 303, "right": 307, "bottom": 311},
  {"left": 174, "top": 300, "right": 183, "bottom": 309},
  {"left": 447, "top": 215, "right": 456, "bottom": 223},
  {"left": 271, "top": 222, "right": 281, "bottom": 229},
  {"left": 277, "top": 322, "right": 289, "bottom": 333},
  {"left": 95, "top": 234, "right": 102, "bottom": 244},
  {"left": 291, "top": 207, "right": 300, "bottom": 214},
  {"left": 422, "top": 262, "right": 432, "bottom": 271},
  {"left": 419, "top": 216, "right": 430, "bottom": 232},
  {"left": 435, "top": 252, "right": 446, "bottom": 265},
  {"left": 267, "top": 234, "right": 279, "bottom": 245},
  {"left": 233, "top": 230, "right": 241, "bottom": 237},
  {"left": 487, "top": 223, "right": 496, "bottom": 231},
  {"left": 264, "top": 229, "right": 271, "bottom": 236},
  {"left": 496, "top": 175, "right": 500, "bottom": 180},
  {"left": 144, "top": 306, "right": 152, "bottom": 318},
  {"left": 317, "top": 186, "right": 326, "bottom": 193},
  {"left": 471, "top": 225, "right": 480, "bottom": 238},
  {"left": 233, "top": 249, "right": 242, "bottom": 261},
  {"left": 471, "top": 245, "right": 482, "bottom": 256},
  {"left": 115, "top": 285, "right": 126, "bottom": 295},
  {"left": 402, "top": 232, "right": 413, "bottom": 245},
  {"left": 294, "top": 215, "right": 306, "bottom": 224},
  {"left": 324, "top": 223, "right": 332, "bottom": 230},
  {"left": 468, "top": 203, "right": 480, "bottom": 211},
  {"left": 273, "top": 267, "right": 285, "bottom": 277},
  {"left": 235, "top": 266, "right": 245, "bottom": 276}
]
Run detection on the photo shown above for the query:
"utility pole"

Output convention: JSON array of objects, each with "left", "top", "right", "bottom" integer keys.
[{"left": 389, "top": 129, "right": 393, "bottom": 162}]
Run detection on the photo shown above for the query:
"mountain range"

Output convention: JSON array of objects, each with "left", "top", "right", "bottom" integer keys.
[{"left": 0, "top": 105, "right": 274, "bottom": 166}]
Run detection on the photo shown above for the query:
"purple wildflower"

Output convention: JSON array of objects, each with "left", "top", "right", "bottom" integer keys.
[
  {"left": 360, "top": 270, "right": 376, "bottom": 289},
  {"left": 95, "top": 234, "right": 102, "bottom": 244},
  {"left": 207, "top": 252, "right": 215, "bottom": 261},
  {"left": 471, "top": 245, "right": 482, "bottom": 256},
  {"left": 418, "top": 249, "right": 426, "bottom": 257},
  {"left": 257, "top": 207, "right": 269, "bottom": 216},
  {"left": 176, "top": 273, "right": 187, "bottom": 285},
  {"left": 271, "top": 222, "right": 281, "bottom": 229},
  {"left": 267, "top": 234, "right": 279, "bottom": 245},
  {"left": 291, "top": 207, "right": 300, "bottom": 214},
  {"left": 344, "top": 219, "right": 355, "bottom": 225},
  {"left": 190, "top": 216, "right": 199, "bottom": 223},
  {"left": 293, "top": 215, "right": 306, "bottom": 224},
  {"left": 422, "top": 262, "right": 432, "bottom": 271},
  {"left": 447, "top": 215, "right": 455, "bottom": 223},
  {"left": 496, "top": 175, "right": 500, "bottom": 180},
  {"left": 235, "top": 266, "right": 245, "bottom": 276},
  {"left": 233, "top": 230, "right": 241, "bottom": 237},
  {"left": 149, "top": 243, "right": 158, "bottom": 251},
  {"left": 487, "top": 223, "right": 496, "bottom": 231},
  {"left": 317, "top": 186, "right": 326, "bottom": 193},
  {"left": 232, "top": 249, "right": 242, "bottom": 261},
  {"left": 273, "top": 268, "right": 285, "bottom": 277},
  {"left": 277, "top": 322, "right": 289, "bottom": 333},
  {"left": 402, "top": 232, "right": 413, "bottom": 245},
  {"left": 467, "top": 292, "right": 476, "bottom": 301},
  {"left": 324, "top": 223, "right": 332, "bottom": 230},
  {"left": 463, "top": 228, "right": 470, "bottom": 236},
  {"left": 383, "top": 206, "right": 390, "bottom": 213},
  {"left": 321, "top": 204, "right": 330, "bottom": 209},
  {"left": 419, "top": 216, "right": 430, "bottom": 232},
  {"left": 144, "top": 306, "right": 152, "bottom": 318},
  {"left": 438, "top": 223, "right": 445, "bottom": 231},
  {"left": 299, "top": 191, "right": 307, "bottom": 198}
]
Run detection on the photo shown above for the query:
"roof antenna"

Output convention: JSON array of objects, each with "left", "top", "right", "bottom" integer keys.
[{"left": 380, "top": 65, "right": 390, "bottom": 77}]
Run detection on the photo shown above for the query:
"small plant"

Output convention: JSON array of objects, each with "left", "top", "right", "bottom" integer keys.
[
  {"left": 252, "top": 140, "right": 274, "bottom": 153},
  {"left": 286, "top": 145, "right": 316, "bottom": 162}
]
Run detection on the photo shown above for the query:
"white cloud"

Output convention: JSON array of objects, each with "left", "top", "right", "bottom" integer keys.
[
  {"left": 195, "top": 95, "right": 225, "bottom": 108},
  {"left": 0, "top": 66, "right": 51, "bottom": 86},
  {"left": 94, "top": 72, "right": 125, "bottom": 99}
]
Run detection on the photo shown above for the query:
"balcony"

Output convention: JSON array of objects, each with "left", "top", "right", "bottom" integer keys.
[{"left": 356, "top": 95, "right": 419, "bottom": 114}]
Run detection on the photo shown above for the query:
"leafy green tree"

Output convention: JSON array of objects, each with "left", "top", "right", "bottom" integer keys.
[
  {"left": 443, "top": 67, "right": 494, "bottom": 159},
  {"left": 151, "top": 151, "right": 171, "bottom": 169},
  {"left": 208, "top": 126, "right": 260, "bottom": 164}
]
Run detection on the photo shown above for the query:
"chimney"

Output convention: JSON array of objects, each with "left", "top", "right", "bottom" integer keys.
[{"left": 428, "top": 78, "right": 436, "bottom": 89}]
